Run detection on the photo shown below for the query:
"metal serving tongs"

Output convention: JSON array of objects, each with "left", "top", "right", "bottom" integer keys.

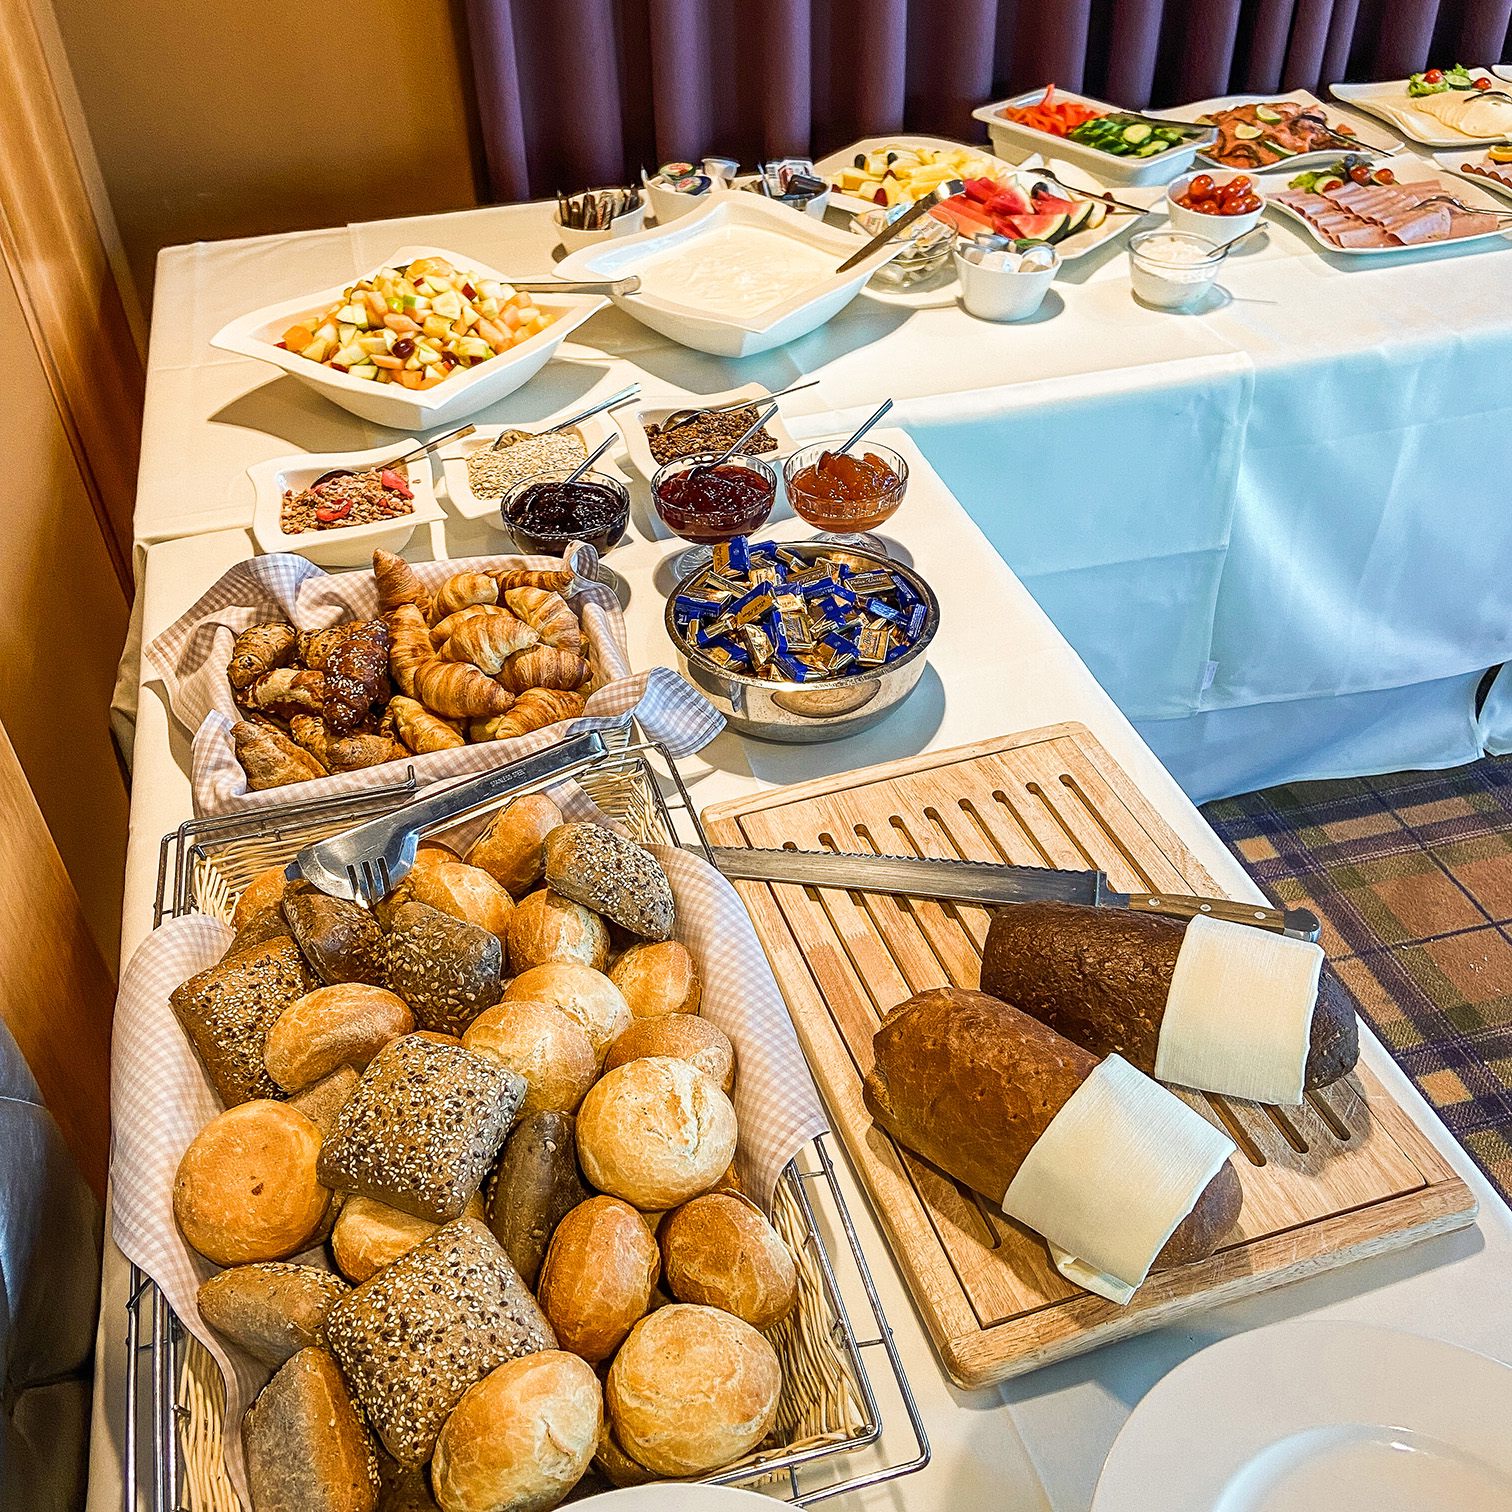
[
  {"left": 492, "top": 382, "right": 642, "bottom": 451},
  {"left": 1414, "top": 193, "right": 1512, "bottom": 221},
  {"left": 287, "top": 731, "right": 609, "bottom": 903},
  {"left": 309, "top": 423, "right": 476, "bottom": 488},
  {"left": 836, "top": 180, "right": 963, "bottom": 273},
  {"left": 503, "top": 277, "right": 643, "bottom": 295}
]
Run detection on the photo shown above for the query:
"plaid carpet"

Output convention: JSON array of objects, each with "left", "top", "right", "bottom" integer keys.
[{"left": 1203, "top": 756, "right": 1512, "bottom": 1204}]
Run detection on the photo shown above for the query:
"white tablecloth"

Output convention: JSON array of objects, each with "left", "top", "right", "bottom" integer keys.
[{"left": 93, "top": 435, "right": 1512, "bottom": 1512}]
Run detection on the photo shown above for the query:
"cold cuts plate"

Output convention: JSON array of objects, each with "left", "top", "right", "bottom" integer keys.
[{"left": 1431, "top": 149, "right": 1512, "bottom": 203}]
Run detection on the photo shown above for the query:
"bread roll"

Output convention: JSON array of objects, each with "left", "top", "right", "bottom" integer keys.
[
  {"left": 282, "top": 884, "right": 388, "bottom": 987},
  {"left": 503, "top": 963, "right": 629, "bottom": 1064},
  {"left": 228, "top": 902, "right": 295, "bottom": 959},
  {"left": 507, "top": 890, "right": 610, "bottom": 974},
  {"left": 576, "top": 1058, "right": 736, "bottom": 1210},
  {"left": 400, "top": 862, "right": 514, "bottom": 949},
  {"left": 264, "top": 984, "right": 415, "bottom": 1093},
  {"left": 465, "top": 794, "right": 563, "bottom": 896},
  {"left": 544, "top": 825, "right": 674, "bottom": 940},
  {"left": 462, "top": 1002, "right": 596, "bottom": 1117},
  {"left": 537, "top": 1197, "right": 660, "bottom": 1363},
  {"left": 606, "top": 1304, "right": 780, "bottom": 1476},
  {"left": 197, "top": 1263, "right": 350, "bottom": 1370},
  {"left": 608, "top": 941, "right": 700, "bottom": 1018},
  {"left": 486, "top": 1111, "right": 591, "bottom": 1289},
  {"left": 289, "top": 1066, "right": 360, "bottom": 1136},
  {"left": 233, "top": 865, "right": 289, "bottom": 932},
  {"left": 174, "top": 1102, "right": 331, "bottom": 1266},
  {"left": 432, "top": 1352, "right": 600, "bottom": 1512},
  {"left": 593, "top": 1422, "right": 667, "bottom": 1488},
  {"left": 243, "top": 1347, "right": 379, "bottom": 1512},
  {"left": 601, "top": 1015, "right": 733, "bottom": 1095},
  {"left": 387, "top": 901, "right": 505, "bottom": 1036},
  {"left": 979, "top": 900, "right": 1359, "bottom": 1091},
  {"left": 659, "top": 1194, "right": 796, "bottom": 1328},
  {"left": 862, "top": 986, "right": 1243, "bottom": 1271},
  {"left": 331, "top": 1192, "right": 485, "bottom": 1283}
]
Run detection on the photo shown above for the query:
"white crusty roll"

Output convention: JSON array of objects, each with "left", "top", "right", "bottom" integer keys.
[
  {"left": 575, "top": 1057, "right": 737, "bottom": 1210},
  {"left": 263, "top": 983, "right": 415, "bottom": 1092},
  {"left": 659, "top": 1193, "right": 796, "bottom": 1328},
  {"left": 432, "top": 1350, "right": 600, "bottom": 1512},
  {"left": 173, "top": 1102, "right": 331, "bottom": 1266},
  {"left": 399, "top": 861, "right": 514, "bottom": 949},
  {"left": 507, "top": 890, "right": 610, "bottom": 974},
  {"left": 462, "top": 1001, "right": 597, "bottom": 1117},
  {"left": 504, "top": 963, "right": 630, "bottom": 1064},
  {"left": 608, "top": 940, "right": 701, "bottom": 1018},
  {"left": 537, "top": 1197, "right": 660, "bottom": 1363},
  {"left": 331, "top": 1192, "right": 485, "bottom": 1284},
  {"left": 465, "top": 793, "right": 563, "bottom": 897},
  {"left": 601, "top": 1014, "right": 734, "bottom": 1096},
  {"left": 606, "top": 1304, "right": 780, "bottom": 1476}
]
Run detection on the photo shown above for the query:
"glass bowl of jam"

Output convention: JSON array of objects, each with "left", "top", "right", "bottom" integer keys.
[
  {"left": 650, "top": 452, "right": 778, "bottom": 577},
  {"left": 782, "top": 442, "right": 909, "bottom": 555},
  {"left": 500, "top": 468, "right": 631, "bottom": 557}
]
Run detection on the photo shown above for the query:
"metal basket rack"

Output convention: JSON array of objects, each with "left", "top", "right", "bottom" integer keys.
[{"left": 126, "top": 738, "right": 928, "bottom": 1511}]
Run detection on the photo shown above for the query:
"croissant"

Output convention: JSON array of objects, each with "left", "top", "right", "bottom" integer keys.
[
  {"left": 468, "top": 687, "right": 586, "bottom": 742},
  {"left": 373, "top": 548, "right": 432, "bottom": 621},
  {"left": 412, "top": 657, "right": 513, "bottom": 719},
  {"left": 243, "top": 666, "right": 327, "bottom": 719},
  {"left": 227, "top": 622, "right": 297, "bottom": 692},
  {"left": 441, "top": 611, "right": 540, "bottom": 675},
  {"left": 289, "top": 714, "right": 407, "bottom": 772},
  {"left": 431, "top": 571, "right": 499, "bottom": 623},
  {"left": 385, "top": 604, "right": 433, "bottom": 698},
  {"left": 298, "top": 619, "right": 393, "bottom": 734},
  {"left": 503, "top": 587, "right": 581, "bottom": 654},
  {"left": 492, "top": 569, "right": 573, "bottom": 593},
  {"left": 387, "top": 695, "right": 468, "bottom": 753},
  {"left": 431, "top": 604, "right": 507, "bottom": 647},
  {"left": 234, "top": 720, "right": 327, "bottom": 789},
  {"left": 495, "top": 645, "right": 592, "bottom": 694}
]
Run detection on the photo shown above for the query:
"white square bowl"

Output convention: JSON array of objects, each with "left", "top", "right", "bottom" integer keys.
[
  {"left": 613, "top": 382, "right": 798, "bottom": 479},
  {"left": 211, "top": 244, "right": 608, "bottom": 431},
  {"left": 249, "top": 441, "right": 446, "bottom": 568},
  {"left": 438, "top": 411, "right": 615, "bottom": 522},
  {"left": 553, "top": 195, "right": 904, "bottom": 357}
]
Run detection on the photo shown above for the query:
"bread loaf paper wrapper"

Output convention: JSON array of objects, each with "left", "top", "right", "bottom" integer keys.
[
  {"left": 110, "top": 796, "right": 826, "bottom": 1508},
  {"left": 1002, "top": 1055, "right": 1235, "bottom": 1306},
  {"left": 1154, "top": 914, "right": 1323, "bottom": 1106},
  {"left": 143, "top": 547, "right": 725, "bottom": 817}
]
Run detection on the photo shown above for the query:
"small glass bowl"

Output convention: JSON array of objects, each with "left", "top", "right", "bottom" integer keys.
[
  {"left": 651, "top": 452, "right": 779, "bottom": 577},
  {"left": 499, "top": 467, "right": 630, "bottom": 556},
  {"left": 1129, "top": 229, "right": 1224, "bottom": 311},
  {"left": 782, "top": 442, "right": 909, "bottom": 554}
]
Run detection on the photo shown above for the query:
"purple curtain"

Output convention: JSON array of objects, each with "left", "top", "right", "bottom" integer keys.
[{"left": 463, "top": 0, "right": 1512, "bottom": 200}]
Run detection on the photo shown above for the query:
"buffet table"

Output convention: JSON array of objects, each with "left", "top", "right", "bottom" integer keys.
[
  {"left": 126, "top": 137, "right": 1512, "bottom": 803},
  {"left": 94, "top": 434, "right": 1512, "bottom": 1512}
]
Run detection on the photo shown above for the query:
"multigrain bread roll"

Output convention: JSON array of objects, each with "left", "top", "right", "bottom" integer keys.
[
  {"left": 537, "top": 1197, "right": 661, "bottom": 1363},
  {"left": 282, "top": 884, "right": 388, "bottom": 987},
  {"left": 288, "top": 1065, "right": 360, "bottom": 1136},
  {"left": 465, "top": 793, "right": 563, "bottom": 897},
  {"left": 980, "top": 901, "right": 1359, "bottom": 1092},
  {"left": 431, "top": 1352, "right": 600, "bottom": 1512},
  {"left": 607, "top": 941, "right": 700, "bottom": 1018},
  {"left": 659, "top": 1194, "right": 796, "bottom": 1328},
  {"left": 387, "top": 901, "right": 505, "bottom": 1036},
  {"left": 317, "top": 1036, "right": 525, "bottom": 1222},
  {"left": 576, "top": 1058, "right": 737, "bottom": 1210},
  {"left": 506, "top": 890, "right": 610, "bottom": 974},
  {"left": 606, "top": 1304, "right": 780, "bottom": 1476},
  {"left": 601, "top": 1015, "right": 734, "bottom": 1096},
  {"left": 462, "top": 1002, "right": 597, "bottom": 1117},
  {"left": 486, "top": 1111, "right": 592, "bottom": 1289},
  {"left": 234, "top": 866, "right": 290, "bottom": 932},
  {"left": 862, "top": 986, "right": 1242, "bottom": 1271},
  {"left": 264, "top": 984, "right": 415, "bottom": 1092},
  {"left": 197, "top": 1262, "right": 350, "bottom": 1369},
  {"left": 174, "top": 1102, "right": 331, "bottom": 1266},
  {"left": 543, "top": 826, "right": 674, "bottom": 940},
  {"left": 331, "top": 1192, "right": 485, "bottom": 1283},
  {"left": 243, "top": 1347, "right": 379, "bottom": 1512},
  {"left": 170, "top": 938, "right": 316, "bottom": 1106},
  {"left": 503, "top": 963, "right": 630, "bottom": 1064},
  {"left": 397, "top": 862, "right": 514, "bottom": 950},
  {"left": 324, "top": 1218, "right": 556, "bottom": 1468}
]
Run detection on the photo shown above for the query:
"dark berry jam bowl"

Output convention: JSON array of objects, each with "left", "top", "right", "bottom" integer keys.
[{"left": 499, "top": 468, "right": 630, "bottom": 556}]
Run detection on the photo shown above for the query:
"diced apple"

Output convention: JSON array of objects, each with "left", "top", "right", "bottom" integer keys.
[
  {"left": 349, "top": 363, "right": 379, "bottom": 381},
  {"left": 335, "top": 303, "right": 367, "bottom": 327},
  {"left": 456, "top": 335, "right": 492, "bottom": 360},
  {"left": 421, "top": 314, "right": 451, "bottom": 341},
  {"left": 333, "top": 342, "right": 366, "bottom": 368},
  {"left": 302, "top": 336, "right": 333, "bottom": 364},
  {"left": 431, "top": 289, "right": 463, "bottom": 320}
]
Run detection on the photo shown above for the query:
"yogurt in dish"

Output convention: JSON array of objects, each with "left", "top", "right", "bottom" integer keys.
[
  {"left": 1129, "top": 230, "right": 1222, "bottom": 309},
  {"left": 635, "top": 227, "right": 838, "bottom": 318}
]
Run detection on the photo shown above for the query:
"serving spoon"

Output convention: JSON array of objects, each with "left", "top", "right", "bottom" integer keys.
[
  {"left": 658, "top": 377, "right": 820, "bottom": 436},
  {"left": 687, "top": 402, "right": 782, "bottom": 483},
  {"left": 559, "top": 431, "right": 619, "bottom": 486},
  {"left": 492, "top": 382, "right": 642, "bottom": 451},
  {"left": 308, "top": 423, "right": 475, "bottom": 488}
]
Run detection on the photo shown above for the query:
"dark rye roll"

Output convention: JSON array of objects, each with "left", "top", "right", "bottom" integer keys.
[
  {"left": 862, "top": 987, "right": 1242, "bottom": 1275},
  {"left": 980, "top": 902, "right": 1358, "bottom": 1094}
]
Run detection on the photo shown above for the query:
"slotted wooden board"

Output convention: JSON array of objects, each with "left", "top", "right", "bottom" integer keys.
[{"left": 703, "top": 724, "right": 1477, "bottom": 1388}]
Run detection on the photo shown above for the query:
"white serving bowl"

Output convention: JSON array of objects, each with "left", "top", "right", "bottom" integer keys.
[
  {"left": 554, "top": 201, "right": 647, "bottom": 253},
  {"left": 438, "top": 411, "right": 614, "bottom": 522},
  {"left": 642, "top": 170, "right": 713, "bottom": 223},
  {"left": 952, "top": 246, "right": 1060, "bottom": 321},
  {"left": 1129, "top": 229, "right": 1224, "bottom": 311},
  {"left": 249, "top": 442, "right": 446, "bottom": 567},
  {"left": 555, "top": 194, "right": 904, "bottom": 358},
  {"left": 613, "top": 382, "right": 797, "bottom": 480},
  {"left": 1164, "top": 171, "right": 1264, "bottom": 239},
  {"left": 211, "top": 244, "right": 608, "bottom": 431}
]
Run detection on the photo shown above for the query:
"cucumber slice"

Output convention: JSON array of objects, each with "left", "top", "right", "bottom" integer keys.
[{"left": 1121, "top": 123, "right": 1152, "bottom": 145}]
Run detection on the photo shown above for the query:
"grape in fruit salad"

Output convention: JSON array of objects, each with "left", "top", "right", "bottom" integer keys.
[
  {"left": 277, "top": 256, "right": 556, "bottom": 390},
  {"left": 1174, "top": 174, "right": 1262, "bottom": 215}
]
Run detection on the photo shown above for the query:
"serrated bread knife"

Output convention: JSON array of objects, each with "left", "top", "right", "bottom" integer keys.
[{"left": 708, "top": 846, "right": 1321, "bottom": 941}]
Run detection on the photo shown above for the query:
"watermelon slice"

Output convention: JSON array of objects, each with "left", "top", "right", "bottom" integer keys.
[
  {"left": 932, "top": 197, "right": 995, "bottom": 233},
  {"left": 1027, "top": 191, "right": 1079, "bottom": 216},
  {"left": 1005, "top": 212, "right": 1070, "bottom": 241},
  {"left": 987, "top": 184, "right": 1035, "bottom": 217}
]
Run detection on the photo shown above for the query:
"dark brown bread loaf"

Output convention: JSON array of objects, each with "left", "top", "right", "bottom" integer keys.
[
  {"left": 198, "top": 1262, "right": 350, "bottom": 1369},
  {"left": 862, "top": 986, "right": 1241, "bottom": 1271},
  {"left": 979, "top": 902, "right": 1358, "bottom": 1092},
  {"left": 485, "top": 1110, "right": 591, "bottom": 1289},
  {"left": 283, "top": 884, "right": 388, "bottom": 987}
]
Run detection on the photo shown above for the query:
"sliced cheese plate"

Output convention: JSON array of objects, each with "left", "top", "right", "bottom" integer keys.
[
  {"left": 702, "top": 723, "right": 1476, "bottom": 1388},
  {"left": 1331, "top": 72, "right": 1512, "bottom": 147}
]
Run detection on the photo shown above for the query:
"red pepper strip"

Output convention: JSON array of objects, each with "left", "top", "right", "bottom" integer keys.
[
  {"left": 380, "top": 468, "right": 413, "bottom": 497},
  {"left": 315, "top": 499, "right": 353, "bottom": 523}
]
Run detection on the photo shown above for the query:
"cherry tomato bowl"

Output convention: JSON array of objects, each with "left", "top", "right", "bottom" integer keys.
[{"left": 1165, "top": 171, "right": 1267, "bottom": 240}]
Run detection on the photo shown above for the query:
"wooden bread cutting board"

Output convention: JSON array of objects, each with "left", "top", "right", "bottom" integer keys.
[{"left": 702, "top": 723, "right": 1477, "bottom": 1388}]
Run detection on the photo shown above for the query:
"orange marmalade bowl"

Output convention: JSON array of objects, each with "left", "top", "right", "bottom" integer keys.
[{"left": 781, "top": 443, "right": 909, "bottom": 533}]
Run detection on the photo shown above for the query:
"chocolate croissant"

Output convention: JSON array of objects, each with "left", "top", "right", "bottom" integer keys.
[
  {"left": 495, "top": 645, "right": 591, "bottom": 694},
  {"left": 300, "top": 620, "right": 392, "bottom": 734},
  {"left": 373, "top": 548, "right": 432, "bottom": 621},
  {"left": 388, "top": 695, "right": 468, "bottom": 753},
  {"left": 441, "top": 611, "right": 539, "bottom": 675},
  {"left": 385, "top": 604, "right": 433, "bottom": 698},
  {"left": 412, "top": 658, "right": 513, "bottom": 719},
  {"left": 468, "top": 687, "right": 585, "bottom": 742},
  {"left": 503, "top": 587, "right": 581, "bottom": 654},
  {"left": 234, "top": 720, "right": 328, "bottom": 789},
  {"left": 227, "top": 622, "right": 297, "bottom": 692},
  {"left": 431, "top": 572, "right": 498, "bottom": 623}
]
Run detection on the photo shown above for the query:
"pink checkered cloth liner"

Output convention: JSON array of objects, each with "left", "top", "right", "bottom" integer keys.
[
  {"left": 141, "top": 549, "right": 725, "bottom": 817},
  {"left": 110, "top": 802, "right": 827, "bottom": 1507}
]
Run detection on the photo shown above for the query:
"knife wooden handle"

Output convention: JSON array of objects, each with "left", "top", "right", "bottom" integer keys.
[{"left": 1126, "top": 893, "right": 1288, "bottom": 932}]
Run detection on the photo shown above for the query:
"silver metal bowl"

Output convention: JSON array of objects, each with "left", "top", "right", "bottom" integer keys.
[{"left": 665, "top": 543, "right": 940, "bottom": 743}]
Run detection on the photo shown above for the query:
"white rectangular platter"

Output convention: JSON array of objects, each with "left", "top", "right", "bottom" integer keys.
[
  {"left": 1149, "top": 89, "right": 1400, "bottom": 171},
  {"left": 1431, "top": 149, "right": 1512, "bottom": 202},
  {"left": 1331, "top": 72, "right": 1512, "bottom": 147}
]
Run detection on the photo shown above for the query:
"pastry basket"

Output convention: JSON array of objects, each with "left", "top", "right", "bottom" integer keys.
[{"left": 126, "top": 737, "right": 928, "bottom": 1511}]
